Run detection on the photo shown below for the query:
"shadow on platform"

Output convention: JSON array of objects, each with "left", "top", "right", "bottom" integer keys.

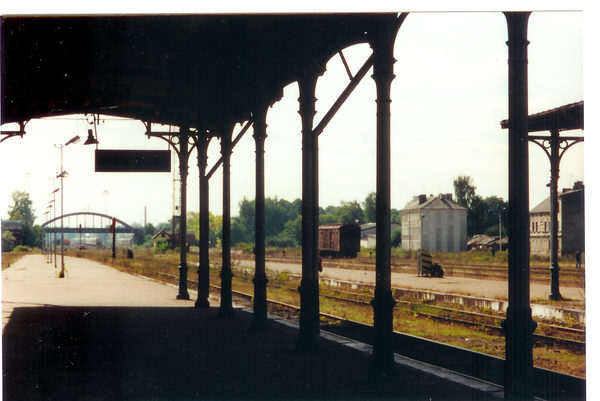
[{"left": 3, "top": 305, "right": 500, "bottom": 400}]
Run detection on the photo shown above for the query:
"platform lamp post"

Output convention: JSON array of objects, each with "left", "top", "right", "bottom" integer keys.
[
  {"left": 50, "top": 190, "right": 58, "bottom": 267},
  {"left": 43, "top": 210, "right": 49, "bottom": 259},
  {"left": 49, "top": 203, "right": 55, "bottom": 266},
  {"left": 55, "top": 135, "right": 80, "bottom": 278},
  {"left": 103, "top": 190, "right": 109, "bottom": 246},
  {"left": 47, "top": 204, "right": 52, "bottom": 262},
  {"left": 419, "top": 213, "right": 425, "bottom": 276}
]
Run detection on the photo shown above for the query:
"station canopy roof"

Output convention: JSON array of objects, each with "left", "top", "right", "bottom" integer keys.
[
  {"left": 500, "top": 101, "right": 584, "bottom": 132},
  {"left": 1, "top": 14, "right": 394, "bottom": 133}
]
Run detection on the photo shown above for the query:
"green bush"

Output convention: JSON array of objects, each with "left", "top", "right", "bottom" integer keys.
[
  {"left": 152, "top": 239, "right": 171, "bottom": 254},
  {"left": 235, "top": 242, "right": 255, "bottom": 254},
  {"left": 13, "top": 245, "right": 32, "bottom": 252},
  {"left": 391, "top": 228, "right": 402, "bottom": 248},
  {"left": 142, "top": 234, "right": 154, "bottom": 248},
  {"left": 265, "top": 237, "right": 296, "bottom": 248}
]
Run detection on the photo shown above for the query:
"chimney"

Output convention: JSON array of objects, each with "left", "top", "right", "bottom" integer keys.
[
  {"left": 446, "top": 193, "right": 453, "bottom": 201},
  {"left": 418, "top": 194, "right": 427, "bottom": 205}
]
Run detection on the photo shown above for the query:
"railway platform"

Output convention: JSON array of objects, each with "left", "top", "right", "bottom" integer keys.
[{"left": 3, "top": 255, "right": 508, "bottom": 400}]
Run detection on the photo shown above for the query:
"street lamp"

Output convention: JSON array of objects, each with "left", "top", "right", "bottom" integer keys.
[
  {"left": 51, "top": 188, "right": 59, "bottom": 267},
  {"left": 103, "top": 190, "right": 109, "bottom": 246},
  {"left": 55, "top": 135, "right": 80, "bottom": 278},
  {"left": 419, "top": 213, "right": 425, "bottom": 276},
  {"left": 43, "top": 210, "right": 49, "bottom": 259}
]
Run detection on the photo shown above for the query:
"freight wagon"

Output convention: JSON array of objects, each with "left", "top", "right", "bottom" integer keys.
[{"left": 318, "top": 223, "right": 361, "bottom": 258}]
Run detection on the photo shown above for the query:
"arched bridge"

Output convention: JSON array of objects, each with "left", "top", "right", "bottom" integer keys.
[{"left": 41, "top": 212, "right": 134, "bottom": 234}]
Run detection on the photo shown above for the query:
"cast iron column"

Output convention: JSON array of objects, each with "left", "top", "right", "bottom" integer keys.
[
  {"left": 368, "top": 15, "right": 398, "bottom": 381},
  {"left": 530, "top": 128, "right": 583, "bottom": 300},
  {"left": 503, "top": 12, "right": 536, "bottom": 400},
  {"left": 548, "top": 128, "right": 562, "bottom": 300},
  {"left": 218, "top": 127, "right": 235, "bottom": 318},
  {"left": 250, "top": 104, "right": 271, "bottom": 331},
  {"left": 195, "top": 135, "right": 211, "bottom": 308},
  {"left": 296, "top": 70, "right": 321, "bottom": 351},
  {"left": 145, "top": 124, "right": 198, "bottom": 301},
  {"left": 177, "top": 128, "right": 190, "bottom": 300}
]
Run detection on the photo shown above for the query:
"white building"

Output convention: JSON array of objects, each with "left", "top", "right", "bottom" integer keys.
[{"left": 401, "top": 194, "right": 467, "bottom": 252}]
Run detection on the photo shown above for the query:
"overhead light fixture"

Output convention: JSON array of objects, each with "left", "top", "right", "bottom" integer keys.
[
  {"left": 65, "top": 135, "right": 81, "bottom": 146},
  {"left": 84, "top": 129, "right": 99, "bottom": 145}
]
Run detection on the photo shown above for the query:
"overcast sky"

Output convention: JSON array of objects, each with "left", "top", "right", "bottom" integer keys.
[{"left": 0, "top": 9, "right": 587, "bottom": 229}]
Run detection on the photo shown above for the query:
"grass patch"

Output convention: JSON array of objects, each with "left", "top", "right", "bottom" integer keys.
[{"left": 2, "top": 252, "right": 27, "bottom": 270}]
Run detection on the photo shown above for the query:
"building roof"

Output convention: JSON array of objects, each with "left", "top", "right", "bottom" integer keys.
[
  {"left": 319, "top": 224, "right": 346, "bottom": 229},
  {"left": 467, "top": 235, "right": 496, "bottom": 246},
  {"left": 1, "top": 220, "right": 23, "bottom": 231},
  {"left": 152, "top": 229, "right": 196, "bottom": 240},
  {"left": 358, "top": 222, "right": 400, "bottom": 237},
  {"left": 152, "top": 230, "right": 173, "bottom": 240},
  {"left": 530, "top": 197, "right": 550, "bottom": 214},
  {"left": 1, "top": 14, "right": 398, "bottom": 132},
  {"left": 402, "top": 194, "right": 466, "bottom": 212},
  {"left": 530, "top": 182, "right": 584, "bottom": 214},
  {"left": 467, "top": 234, "right": 508, "bottom": 247},
  {"left": 500, "top": 101, "right": 583, "bottom": 132},
  {"left": 559, "top": 186, "right": 584, "bottom": 199}
]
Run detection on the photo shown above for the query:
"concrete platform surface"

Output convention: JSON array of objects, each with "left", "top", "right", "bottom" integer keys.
[{"left": 3, "top": 255, "right": 504, "bottom": 400}]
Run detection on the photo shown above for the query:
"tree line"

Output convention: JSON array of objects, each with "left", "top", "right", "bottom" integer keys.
[
  {"left": 453, "top": 175, "right": 508, "bottom": 239},
  {"left": 4, "top": 175, "right": 507, "bottom": 250},
  {"left": 183, "top": 194, "right": 402, "bottom": 249}
]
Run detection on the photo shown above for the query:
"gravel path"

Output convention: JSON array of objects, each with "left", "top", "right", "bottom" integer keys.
[{"left": 241, "top": 259, "right": 585, "bottom": 306}]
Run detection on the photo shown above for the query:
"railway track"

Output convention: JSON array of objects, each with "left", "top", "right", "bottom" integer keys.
[{"left": 155, "top": 269, "right": 585, "bottom": 353}]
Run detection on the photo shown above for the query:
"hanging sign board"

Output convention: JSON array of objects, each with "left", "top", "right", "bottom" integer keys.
[{"left": 95, "top": 150, "right": 171, "bottom": 172}]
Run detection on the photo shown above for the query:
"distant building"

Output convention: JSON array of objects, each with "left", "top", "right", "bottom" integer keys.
[
  {"left": 2, "top": 236, "right": 15, "bottom": 252},
  {"left": 467, "top": 234, "right": 507, "bottom": 252},
  {"left": 1, "top": 220, "right": 23, "bottom": 247},
  {"left": 152, "top": 229, "right": 196, "bottom": 248},
  {"left": 530, "top": 197, "right": 551, "bottom": 255},
  {"left": 359, "top": 222, "right": 401, "bottom": 249},
  {"left": 152, "top": 230, "right": 173, "bottom": 247},
  {"left": 530, "top": 181, "right": 584, "bottom": 256},
  {"left": 116, "top": 233, "right": 135, "bottom": 248},
  {"left": 401, "top": 194, "right": 467, "bottom": 253},
  {"left": 561, "top": 183, "right": 585, "bottom": 255}
]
